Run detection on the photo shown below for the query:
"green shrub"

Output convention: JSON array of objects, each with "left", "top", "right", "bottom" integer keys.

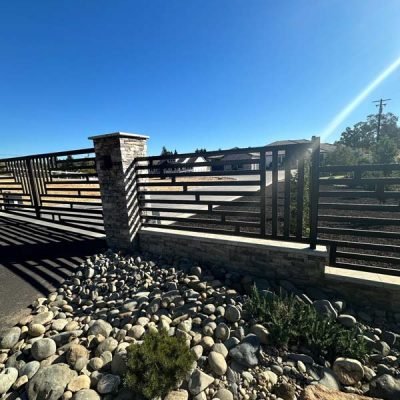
[
  {"left": 246, "top": 286, "right": 368, "bottom": 362},
  {"left": 124, "top": 329, "right": 195, "bottom": 399}
]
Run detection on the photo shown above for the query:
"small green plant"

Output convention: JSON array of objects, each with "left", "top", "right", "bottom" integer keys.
[
  {"left": 124, "top": 329, "right": 195, "bottom": 399},
  {"left": 246, "top": 286, "right": 368, "bottom": 362}
]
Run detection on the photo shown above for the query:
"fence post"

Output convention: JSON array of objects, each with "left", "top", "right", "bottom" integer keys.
[
  {"left": 26, "top": 157, "right": 41, "bottom": 218},
  {"left": 309, "top": 136, "right": 320, "bottom": 249},
  {"left": 89, "top": 132, "right": 149, "bottom": 250}
]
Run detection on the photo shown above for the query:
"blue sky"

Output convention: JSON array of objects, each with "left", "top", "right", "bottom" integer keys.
[{"left": 1, "top": 1, "right": 400, "bottom": 157}]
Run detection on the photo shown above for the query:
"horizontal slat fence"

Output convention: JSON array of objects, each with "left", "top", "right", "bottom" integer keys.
[
  {"left": 318, "top": 164, "right": 400, "bottom": 275},
  {"left": 135, "top": 141, "right": 316, "bottom": 242},
  {"left": 0, "top": 148, "right": 104, "bottom": 233}
]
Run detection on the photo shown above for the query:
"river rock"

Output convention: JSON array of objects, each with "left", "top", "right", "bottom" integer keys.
[
  {"left": 31, "top": 338, "right": 57, "bottom": 361},
  {"left": 214, "top": 388, "right": 234, "bottom": 400},
  {"left": 27, "top": 363, "right": 77, "bottom": 400},
  {"left": 188, "top": 369, "right": 214, "bottom": 395},
  {"left": 0, "top": 327, "right": 21, "bottom": 349},
  {"left": 21, "top": 360, "right": 41, "bottom": 379},
  {"left": 215, "top": 323, "right": 230, "bottom": 341},
  {"left": 67, "top": 344, "right": 89, "bottom": 367},
  {"left": 313, "top": 300, "right": 338, "bottom": 319},
  {"left": 229, "top": 334, "right": 259, "bottom": 367},
  {"left": 164, "top": 390, "right": 189, "bottom": 400},
  {"left": 96, "top": 337, "right": 118, "bottom": 356},
  {"left": 208, "top": 351, "right": 227, "bottom": 375},
  {"left": 97, "top": 373, "right": 121, "bottom": 394},
  {"left": 368, "top": 374, "right": 400, "bottom": 400},
  {"left": 333, "top": 358, "right": 364, "bottom": 386},
  {"left": 250, "top": 324, "right": 269, "bottom": 344},
  {"left": 31, "top": 311, "right": 54, "bottom": 326},
  {"left": 68, "top": 375, "right": 91, "bottom": 392},
  {"left": 29, "top": 324, "right": 46, "bottom": 337},
  {"left": 0, "top": 368, "right": 18, "bottom": 395},
  {"left": 225, "top": 305, "right": 241, "bottom": 322},
  {"left": 337, "top": 314, "right": 357, "bottom": 328},
  {"left": 72, "top": 389, "right": 100, "bottom": 400},
  {"left": 301, "top": 384, "right": 379, "bottom": 400},
  {"left": 88, "top": 320, "right": 112, "bottom": 337}
]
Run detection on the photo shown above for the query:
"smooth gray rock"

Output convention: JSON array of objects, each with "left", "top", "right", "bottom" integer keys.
[
  {"left": 214, "top": 388, "right": 233, "bottom": 400},
  {"left": 215, "top": 323, "right": 230, "bottom": 341},
  {"left": 31, "top": 338, "right": 57, "bottom": 361},
  {"left": 31, "top": 311, "right": 54, "bottom": 326},
  {"left": 313, "top": 300, "right": 338, "bottom": 319},
  {"left": 0, "top": 327, "right": 21, "bottom": 349},
  {"left": 229, "top": 334, "right": 260, "bottom": 367},
  {"left": 72, "top": 389, "right": 100, "bottom": 400},
  {"left": 97, "top": 373, "right": 121, "bottom": 394},
  {"left": 95, "top": 337, "right": 118, "bottom": 356},
  {"left": 88, "top": 320, "right": 112, "bottom": 337},
  {"left": 337, "top": 314, "right": 357, "bottom": 328},
  {"left": 0, "top": 368, "right": 18, "bottom": 395},
  {"left": 369, "top": 374, "right": 400, "bottom": 400},
  {"left": 225, "top": 305, "right": 241, "bottom": 322},
  {"left": 20, "top": 361, "right": 41, "bottom": 379},
  {"left": 27, "top": 363, "right": 77, "bottom": 400},
  {"left": 188, "top": 369, "right": 214, "bottom": 395}
]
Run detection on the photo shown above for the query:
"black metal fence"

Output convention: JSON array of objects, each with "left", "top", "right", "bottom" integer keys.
[
  {"left": 0, "top": 148, "right": 104, "bottom": 233},
  {"left": 135, "top": 138, "right": 320, "bottom": 246},
  {"left": 317, "top": 163, "right": 400, "bottom": 276}
]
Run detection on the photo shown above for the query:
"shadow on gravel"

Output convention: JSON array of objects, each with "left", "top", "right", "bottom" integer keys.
[{"left": 0, "top": 215, "right": 106, "bottom": 329}]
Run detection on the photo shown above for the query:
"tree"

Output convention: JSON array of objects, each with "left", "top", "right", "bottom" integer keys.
[
  {"left": 195, "top": 148, "right": 207, "bottom": 154},
  {"left": 325, "top": 145, "right": 368, "bottom": 166},
  {"left": 371, "top": 137, "right": 398, "bottom": 164},
  {"left": 338, "top": 113, "right": 400, "bottom": 149},
  {"left": 160, "top": 146, "right": 173, "bottom": 156}
]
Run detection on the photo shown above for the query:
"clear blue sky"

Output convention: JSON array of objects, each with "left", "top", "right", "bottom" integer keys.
[{"left": 1, "top": 0, "right": 400, "bottom": 157}]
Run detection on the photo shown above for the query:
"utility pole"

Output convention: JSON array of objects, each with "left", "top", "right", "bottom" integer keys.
[{"left": 373, "top": 98, "right": 391, "bottom": 141}]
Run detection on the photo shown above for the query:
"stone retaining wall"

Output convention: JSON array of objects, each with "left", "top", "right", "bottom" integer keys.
[
  {"left": 139, "top": 227, "right": 327, "bottom": 286},
  {"left": 139, "top": 227, "right": 400, "bottom": 313}
]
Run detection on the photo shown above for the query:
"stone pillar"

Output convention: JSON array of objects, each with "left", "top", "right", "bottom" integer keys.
[{"left": 89, "top": 132, "right": 149, "bottom": 250}]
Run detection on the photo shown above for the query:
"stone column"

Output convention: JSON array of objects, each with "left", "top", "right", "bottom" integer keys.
[{"left": 89, "top": 132, "right": 149, "bottom": 250}]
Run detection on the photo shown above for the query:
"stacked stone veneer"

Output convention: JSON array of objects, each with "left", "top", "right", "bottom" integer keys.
[
  {"left": 89, "top": 132, "right": 148, "bottom": 250},
  {"left": 139, "top": 227, "right": 327, "bottom": 286}
]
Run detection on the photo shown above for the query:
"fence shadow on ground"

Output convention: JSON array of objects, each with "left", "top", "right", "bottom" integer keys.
[{"left": 0, "top": 214, "right": 106, "bottom": 327}]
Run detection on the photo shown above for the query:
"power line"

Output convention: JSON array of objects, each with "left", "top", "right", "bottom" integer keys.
[{"left": 373, "top": 98, "right": 391, "bottom": 141}]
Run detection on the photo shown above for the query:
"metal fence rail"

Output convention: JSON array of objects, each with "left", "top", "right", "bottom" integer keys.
[
  {"left": 0, "top": 148, "right": 104, "bottom": 233},
  {"left": 135, "top": 140, "right": 319, "bottom": 244},
  {"left": 318, "top": 163, "right": 400, "bottom": 275}
]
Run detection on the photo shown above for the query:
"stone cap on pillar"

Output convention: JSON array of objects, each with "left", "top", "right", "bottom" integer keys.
[{"left": 88, "top": 132, "right": 149, "bottom": 140}]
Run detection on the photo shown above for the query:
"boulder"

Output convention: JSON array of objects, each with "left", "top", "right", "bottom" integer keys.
[
  {"left": 301, "top": 385, "right": 379, "bottom": 400},
  {"left": 208, "top": 351, "right": 227, "bottom": 376},
  {"left": 97, "top": 373, "right": 121, "bottom": 394},
  {"left": 369, "top": 374, "right": 400, "bottom": 400},
  {"left": 333, "top": 358, "right": 364, "bottom": 386},
  {"left": 31, "top": 338, "right": 57, "bottom": 361},
  {"left": 0, "top": 327, "right": 21, "bottom": 349},
  {"left": 0, "top": 368, "right": 18, "bottom": 395},
  {"left": 229, "top": 334, "right": 260, "bottom": 367},
  {"left": 188, "top": 369, "right": 214, "bottom": 395},
  {"left": 88, "top": 320, "right": 112, "bottom": 337},
  {"left": 27, "top": 363, "right": 77, "bottom": 400}
]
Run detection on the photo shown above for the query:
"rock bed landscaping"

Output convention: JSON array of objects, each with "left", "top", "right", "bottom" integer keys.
[{"left": 1, "top": 251, "right": 400, "bottom": 400}]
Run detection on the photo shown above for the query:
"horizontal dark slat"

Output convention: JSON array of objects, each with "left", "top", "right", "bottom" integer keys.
[
  {"left": 319, "top": 203, "right": 400, "bottom": 212},
  {"left": 45, "top": 187, "right": 100, "bottom": 192},
  {"left": 139, "top": 170, "right": 261, "bottom": 178},
  {"left": 48, "top": 179, "right": 100, "bottom": 184},
  {"left": 56, "top": 156, "right": 96, "bottom": 164},
  {"left": 332, "top": 262, "right": 400, "bottom": 276},
  {"left": 142, "top": 215, "right": 260, "bottom": 227},
  {"left": 336, "top": 251, "right": 400, "bottom": 265},
  {"left": 0, "top": 148, "right": 95, "bottom": 162},
  {"left": 39, "top": 206, "right": 103, "bottom": 215},
  {"left": 140, "top": 199, "right": 260, "bottom": 206},
  {"left": 50, "top": 172, "right": 98, "bottom": 178},
  {"left": 318, "top": 239, "right": 400, "bottom": 253},
  {"left": 135, "top": 158, "right": 261, "bottom": 170},
  {"left": 137, "top": 180, "right": 260, "bottom": 187},
  {"left": 319, "top": 191, "right": 400, "bottom": 199},
  {"left": 141, "top": 207, "right": 260, "bottom": 216},
  {"left": 318, "top": 215, "right": 400, "bottom": 225},
  {"left": 40, "top": 200, "right": 102, "bottom": 207},
  {"left": 318, "top": 226, "right": 400, "bottom": 239},
  {"left": 320, "top": 163, "right": 400, "bottom": 173},
  {"left": 41, "top": 194, "right": 102, "bottom": 199},
  {"left": 139, "top": 190, "right": 260, "bottom": 196},
  {"left": 136, "top": 142, "right": 310, "bottom": 162},
  {"left": 320, "top": 177, "right": 400, "bottom": 185}
]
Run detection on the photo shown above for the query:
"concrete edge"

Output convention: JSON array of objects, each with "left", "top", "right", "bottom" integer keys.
[
  {"left": 325, "top": 266, "right": 400, "bottom": 290},
  {"left": 89, "top": 132, "right": 149, "bottom": 140},
  {"left": 139, "top": 226, "right": 328, "bottom": 256}
]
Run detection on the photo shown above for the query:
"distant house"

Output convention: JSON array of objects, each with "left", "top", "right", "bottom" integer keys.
[
  {"left": 151, "top": 156, "right": 210, "bottom": 174},
  {"left": 207, "top": 152, "right": 259, "bottom": 172},
  {"left": 266, "top": 139, "right": 335, "bottom": 167}
]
